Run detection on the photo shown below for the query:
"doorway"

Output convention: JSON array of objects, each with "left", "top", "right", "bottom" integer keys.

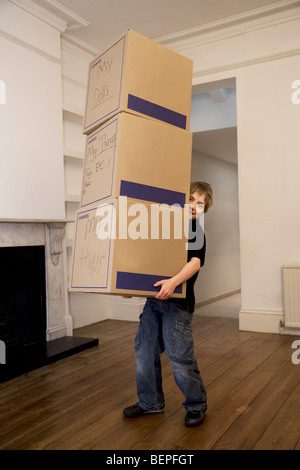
[{"left": 190, "top": 78, "right": 241, "bottom": 317}]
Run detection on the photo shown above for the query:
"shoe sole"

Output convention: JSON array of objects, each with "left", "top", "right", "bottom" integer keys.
[
  {"left": 144, "top": 408, "right": 165, "bottom": 414},
  {"left": 123, "top": 407, "right": 165, "bottom": 418}
]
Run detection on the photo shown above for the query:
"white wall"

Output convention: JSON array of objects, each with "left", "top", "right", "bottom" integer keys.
[
  {"left": 0, "top": 0, "right": 65, "bottom": 220},
  {"left": 237, "top": 54, "right": 300, "bottom": 333},
  {"left": 191, "top": 151, "right": 240, "bottom": 305},
  {"left": 167, "top": 4, "right": 300, "bottom": 333}
]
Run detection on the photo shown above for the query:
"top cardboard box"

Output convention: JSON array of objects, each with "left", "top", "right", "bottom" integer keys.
[{"left": 83, "top": 30, "right": 193, "bottom": 135}]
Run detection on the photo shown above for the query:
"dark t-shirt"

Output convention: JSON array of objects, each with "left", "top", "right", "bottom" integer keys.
[{"left": 168, "top": 218, "right": 206, "bottom": 313}]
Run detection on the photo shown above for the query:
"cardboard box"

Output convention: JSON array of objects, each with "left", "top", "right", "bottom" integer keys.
[
  {"left": 83, "top": 30, "right": 193, "bottom": 135},
  {"left": 80, "top": 112, "right": 192, "bottom": 209},
  {"left": 70, "top": 198, "right": 188, "bottom": 297}
]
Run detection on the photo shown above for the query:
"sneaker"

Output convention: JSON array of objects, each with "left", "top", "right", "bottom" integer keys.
[
  {"left": 123, "top": 403, "right": 165, "bottom": 418},
  {"left": 185, "top": 407, "right": 207, "bottom": 427}
]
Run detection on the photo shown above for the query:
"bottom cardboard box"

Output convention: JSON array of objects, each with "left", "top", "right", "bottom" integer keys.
[{"left": 70, "top": 198, "right": 188, "bottom": 298}]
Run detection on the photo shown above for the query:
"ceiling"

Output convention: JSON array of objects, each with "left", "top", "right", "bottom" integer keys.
[
  {"left": 35, "top": 0, "right": 285, "bottom": 165},
  {"left": 47, "top": 0, "right": 285, "bottom": 52}
]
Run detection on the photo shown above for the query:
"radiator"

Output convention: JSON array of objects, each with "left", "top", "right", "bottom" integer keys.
[{"left": 283, "top": 265, "right": 300, "bottom": 328}]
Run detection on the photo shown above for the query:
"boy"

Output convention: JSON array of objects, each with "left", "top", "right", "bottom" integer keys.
[{"left": 123, "top": 181, "right": 213, "bottom": 427}]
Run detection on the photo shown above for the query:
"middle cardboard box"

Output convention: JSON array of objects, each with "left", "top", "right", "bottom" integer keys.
[
  {"left": 70, "top": 197, "right": 189, "bottom": 298},
  {"left": 80, "top": 111, "right": 192, "bottom": 210}
]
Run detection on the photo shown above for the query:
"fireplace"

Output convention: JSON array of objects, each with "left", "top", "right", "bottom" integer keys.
[
  {"left": 0, "top": 220, "right": 98, "bottom": 382},
  {"left": 0, "top": 245, "right": 47, "bottom": 370}
]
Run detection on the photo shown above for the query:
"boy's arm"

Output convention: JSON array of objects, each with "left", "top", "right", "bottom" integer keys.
[{"left": 154, "top": 257, "right": 201, "bottom": 300}]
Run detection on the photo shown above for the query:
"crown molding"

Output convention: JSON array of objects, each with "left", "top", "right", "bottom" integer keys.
[
  {"left": 0, "top": 29, "right": 62, "bottom": 63},
  {"left": 41, "top": 0, "right": 89, "bottom": 30},
  {"left": 8, "top": 0, "right": 89, "bottom": 33},
  {"left": 155, "top": 0, "right": 300, "bottom": 52},
  {"left": 61, "top": 34, "right": 99, "bottom": 60},
  {"left": 192, "top": 45, "right": 300, "bottom": 79}
]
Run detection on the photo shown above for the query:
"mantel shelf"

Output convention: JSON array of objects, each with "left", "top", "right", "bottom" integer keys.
[
  {"left": 65, "top": 194, "right": 80, "bottom": 203},
  {"left": 64, "top": 148, "right": 84, "bottom": 163},
  {"left": 63, "top": 103, "right": 84, "bottom": 124}
]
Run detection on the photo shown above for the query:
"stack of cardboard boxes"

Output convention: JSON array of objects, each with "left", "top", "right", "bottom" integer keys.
[{"left": 70, "top": 30, "right": 193, "bottom": 298}]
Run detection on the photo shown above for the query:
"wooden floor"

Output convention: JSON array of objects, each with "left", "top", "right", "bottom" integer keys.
[{"left": 1, "top": 312, "right": 300, "bottom": 450}]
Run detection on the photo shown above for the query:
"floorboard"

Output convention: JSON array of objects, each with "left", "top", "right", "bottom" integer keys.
[{"left": 0, "top": 312, "right": 300, "bottom": 450}]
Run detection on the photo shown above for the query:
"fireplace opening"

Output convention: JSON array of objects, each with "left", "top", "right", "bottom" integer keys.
[{"left": 0, "top": 245, "right": 46, "bottom": 378}]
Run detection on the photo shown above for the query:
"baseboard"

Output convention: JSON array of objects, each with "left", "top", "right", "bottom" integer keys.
[
  {"left": 69, "top": 296, "right": 146, "bottom": 327},
  {"left": 70, "top": 298, "right": 109, "bottom": 328},
  {"left": 195, "top": 289, "right": 241, "bottom": 309},
  {"left": 239, "top": 309, "right": 284, "bottom": 334},
  {"left": 109, "top": 297, "right": 146, "bottom": 321},
  {"left": 280, "top": 324, "right": 300, "bottom": 336}
]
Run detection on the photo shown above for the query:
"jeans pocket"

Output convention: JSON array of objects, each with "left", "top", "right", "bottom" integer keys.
[{"left": 169, "top": 322, "right": 194, "bottom": 362}]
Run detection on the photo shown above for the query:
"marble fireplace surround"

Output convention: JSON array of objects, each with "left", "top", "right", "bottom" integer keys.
[
  {"left": 0, "top": 219, "right": 99, "bottom": 382},
  {"left": 0, "top": 219, "right": 72, "bottom": 341}
]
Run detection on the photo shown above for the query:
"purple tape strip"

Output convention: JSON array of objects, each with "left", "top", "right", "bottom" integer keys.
[
  {"left": 116, "top": 271, "right": 183, "bottom": 294},
  {"left": 120, "top": 180, "right": 185, "bottom": 207},
  {"left": 127, "top": 94, "right": 187, "bottom": 129}
]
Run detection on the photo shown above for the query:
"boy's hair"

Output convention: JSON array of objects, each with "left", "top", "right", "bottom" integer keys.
[{"left": 190, "top": 181, "right": 213, "bottom": 213}]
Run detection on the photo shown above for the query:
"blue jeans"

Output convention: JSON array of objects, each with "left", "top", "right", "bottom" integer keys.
[{"left": 135, "top": 298, "right": 207, "bottom": 412}]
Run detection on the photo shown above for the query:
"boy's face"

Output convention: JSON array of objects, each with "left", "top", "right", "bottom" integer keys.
[{"left": 189, "top": 192, "right": 205, "bottom": 219}]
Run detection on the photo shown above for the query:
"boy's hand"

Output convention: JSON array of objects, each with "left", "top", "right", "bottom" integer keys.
[{"left": 154, "top": 278, "right": 176, "bottom": 300}]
